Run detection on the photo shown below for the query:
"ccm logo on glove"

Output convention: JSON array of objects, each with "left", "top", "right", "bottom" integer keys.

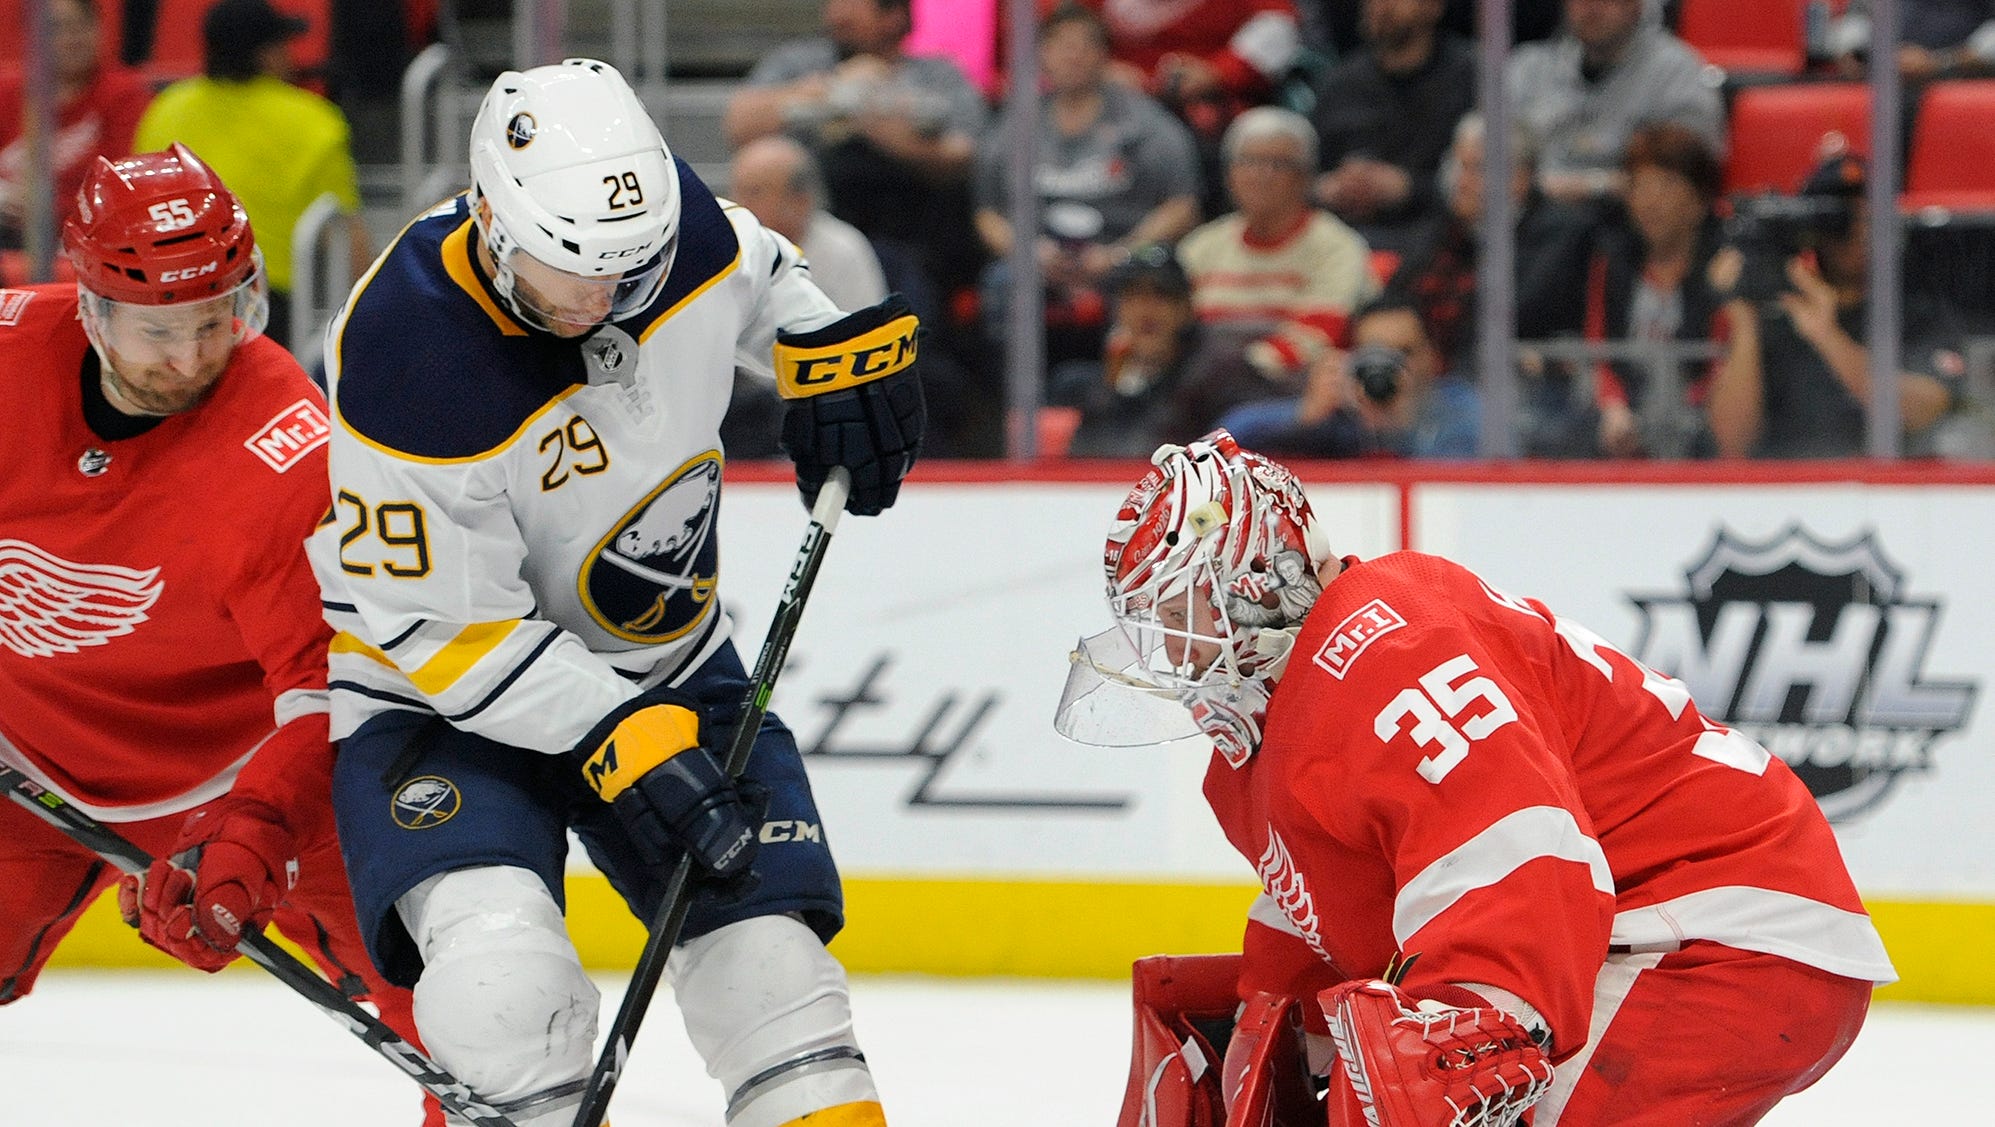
[{"left": 774, "top": 310, "right": 919, "bottom": 398}]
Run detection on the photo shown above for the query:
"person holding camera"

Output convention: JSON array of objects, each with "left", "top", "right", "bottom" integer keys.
[
  {"left": 973, "top": 3, "right": 1203, "bottom": 371},
  {"left": 1217, "top": 294, "right": 1477, "bottom": 458},
  {"left": 1706, "top": 150, "right": 1963, "bottom": 459}
]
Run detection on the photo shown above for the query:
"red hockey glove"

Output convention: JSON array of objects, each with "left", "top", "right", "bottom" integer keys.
[
  {"left": 775, "top": 294, "right": 925, "bottom": 517},
  {"left": 117, "top": 797, "right": 298, "bottom": 973},
  {"left": 1320, "top": 978, "right": 1554, "bottom": 1127}
]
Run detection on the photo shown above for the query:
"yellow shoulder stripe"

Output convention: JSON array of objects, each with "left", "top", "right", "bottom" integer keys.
[{"left": 441, "top": 219, "right": 528, "bottom": 337}]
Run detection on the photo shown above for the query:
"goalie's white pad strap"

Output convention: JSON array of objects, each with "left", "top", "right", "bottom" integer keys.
[{"left": 1454, "top": 982, "right": 1550, "bottom": 1047}]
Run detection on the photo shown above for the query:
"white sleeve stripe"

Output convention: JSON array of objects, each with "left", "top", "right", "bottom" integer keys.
[
  {"left": 273, "top": 687, "right": 329, "bottom": 726},
  {"left": 1393, "top": 806, "right": 1615, "bottom": 946},
  {"left": 1611, "top": 886, "right": 1897, "bottom": 984},
  {"left": 1246, "top": 890, "right": 1311, "bottom": 939}
]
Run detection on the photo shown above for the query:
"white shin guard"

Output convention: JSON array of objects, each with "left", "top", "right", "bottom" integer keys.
[
  {"left": 668, "top": 914, "right": 881, "bottom": 1127},
  {"left": 398, "top": 865, "right": 601, "bottom": 1127}
]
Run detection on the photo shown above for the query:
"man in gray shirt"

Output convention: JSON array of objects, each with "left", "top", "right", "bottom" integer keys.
[
  {"left": 725, "top": 0, "right": 990, "bottom": 293},
  {"left": 1507, "top": 0, "right": 1725, "bottom": 207}
]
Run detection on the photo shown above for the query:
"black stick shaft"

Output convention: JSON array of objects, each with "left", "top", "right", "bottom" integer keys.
[
  {"left": 0, "top": 765, "right": 521, "bottom": 1127},
  {"left": 571, "top": 468, "right": 852, "bottom": 1127}
]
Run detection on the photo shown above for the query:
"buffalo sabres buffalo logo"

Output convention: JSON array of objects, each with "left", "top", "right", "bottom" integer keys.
[
  {"left": 0, "top": 539, "right": 162, "bottom": 658},
  {"left": 582, "top": 452, "right": 722, "bottom": 643},
  {"left": 505, "top": 112, "right": 536, "bottom": 149},
  {"left": 1630, "top": 526, "right": 1977, "bottom": 821},
  {"left": 391, "top": 775, "right": 462, "bottom": 829}
]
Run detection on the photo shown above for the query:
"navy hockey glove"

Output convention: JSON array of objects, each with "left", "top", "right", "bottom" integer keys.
[
  {"left": 776, "top": 294, "right": 926, "bottom": 516},
  {"left": 573, "top": 691, "right": 761, "bottom": 884}
]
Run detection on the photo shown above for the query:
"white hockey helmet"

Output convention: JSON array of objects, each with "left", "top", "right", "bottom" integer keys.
[
  {"left": 469, "top": 58, "right": 680, "bottom": 332},
  {"left": 1056, "top": 431, "right": 1334, "bottom": 764}
]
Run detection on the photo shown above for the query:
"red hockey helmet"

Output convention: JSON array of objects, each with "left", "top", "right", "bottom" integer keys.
[{"left": 64, "top": 143, "right": 262, "bottom": 308}]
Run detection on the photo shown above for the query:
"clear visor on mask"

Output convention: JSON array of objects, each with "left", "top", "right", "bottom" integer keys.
[
  {"left": 495, "top": 232, "right": 675, "bottom": 332},
  {"left": 1053, "top": 627, "right": 1206, "bottom": 747}
]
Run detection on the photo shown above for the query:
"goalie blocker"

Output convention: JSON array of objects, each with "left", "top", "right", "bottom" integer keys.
[{"left": 775, "top": 294, "right": 925, "bottom": 517}]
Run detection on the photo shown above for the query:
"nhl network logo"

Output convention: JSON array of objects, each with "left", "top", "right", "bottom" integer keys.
[{"left": 1629, "top": 526, "right": 1977, "bottom": 821}]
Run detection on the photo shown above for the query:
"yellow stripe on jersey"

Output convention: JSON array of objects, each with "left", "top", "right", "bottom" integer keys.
[
  {"left": 779, "top": 1101, "right": 886, "bottom": 1126},
  {"left": 405, "top": 619, "right": 524, "bottom": 696},
  {"left": 331, "top": 383, "right": 587, "bottom": 465},
  {"left": 773, "top": 313, "right": 919, "bottom": 399},
  {"left": 636, "top": 214, "right": 743, "bottom": 345},
  {"left": 441, "top": 218, "right": 528, "bottom": 337},
  {"left": 329, "top": 631, "right": 399, "bottom": 669}
]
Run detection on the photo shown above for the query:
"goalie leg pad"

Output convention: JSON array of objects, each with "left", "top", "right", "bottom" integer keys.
[
  {"left": 668, "top": 913, "right": 882, "bottom": 1127},
  {"left": 398, "top": 865, "right": 599, "bottom": 1126}
]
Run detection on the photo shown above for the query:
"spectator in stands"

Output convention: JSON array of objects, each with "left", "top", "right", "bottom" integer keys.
[
  {"left": 1217, "top": 294, "right": 1478, "bottom": 458},
  {"left": 1310, "top": 0, "right": 1475, "bottom": 253},
  {"left": 1080, "top": 0, "right": 1301, "bottom": 123},
  {"left": 0, "top": 0, "right": 153, "bottom": 255},
  {"left": 1061, "top": 245, "right": 1273, "bottom": 457},
  {"left": 1507, "top": 0, "right": 1724, "bottom": 210},
  {"left": 1383, "top": 113, "right": 1592, "bottom": 375},
  {"left": 725, "top": 0, "right": 989, "bottom": 297},
  {"left": 1179, "top": 107, "right": 1376, "bottom": 389},
  {"left": 134, "top": 0, "right": 371, "bottom": 349},
  {"left": 731, "top": 135, "right": 889, "bottom": 312},
  {"left": 1584, "top": 121, "right": 1727, "bottom": 458},
  {"left": 1826, "top": 1, "right": 1995, "bottom": 80},
  {"left": 1706, "top": 151, "right": 1964, "bottom": 458},
  {"left": 975, "top": 3, "right": 1202, "bottom": 369}
]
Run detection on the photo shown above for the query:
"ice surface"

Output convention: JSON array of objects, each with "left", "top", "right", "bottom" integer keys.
[{"left": 0, "top": 972, "right": 1976, "bottom": 1124}]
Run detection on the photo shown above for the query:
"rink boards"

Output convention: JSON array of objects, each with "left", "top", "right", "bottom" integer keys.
[{"left": 54, "top": 463, "right": 1995, "bottom": 1004}]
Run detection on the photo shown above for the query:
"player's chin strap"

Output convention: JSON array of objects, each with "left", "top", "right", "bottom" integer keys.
[{"left": 1180, "top": 627, "right": 1301, "bottom": 769}]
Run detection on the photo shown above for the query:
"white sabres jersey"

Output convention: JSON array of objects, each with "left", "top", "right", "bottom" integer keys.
[{"left": 309, "top": 161, "right": 839, "bottom": 752}]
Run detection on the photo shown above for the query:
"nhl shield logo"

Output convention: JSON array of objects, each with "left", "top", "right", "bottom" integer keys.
[
  {"left": 1630, "top": 526, "right": 1977, "bottom": 821},
  {"left": 505, "top": 112, "right": 537, "bottom": 149},
  {"left": 391, "top": 775, "right": 462, "bottom": 829},
  {"left": 582, "top": 452, "right": 722, "bottom": 643}
]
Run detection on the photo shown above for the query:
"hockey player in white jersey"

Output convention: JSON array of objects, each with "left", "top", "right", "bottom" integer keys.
[{"left": 308, "top": 59, "right": 921, "bottom": 1127}]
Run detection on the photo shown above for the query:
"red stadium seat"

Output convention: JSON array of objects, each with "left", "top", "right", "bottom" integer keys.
[
  {"left": 1679, "top": 0, "right": 1807, "bottom": 77},
  {"left": 1904, "top": 80, "right": 1995, "bottom": 213},
  {"left": 1724, "top": 83, "right": 1871, "bottom": 196}
]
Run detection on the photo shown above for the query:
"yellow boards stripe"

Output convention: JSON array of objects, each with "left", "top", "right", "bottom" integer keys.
[{"left": 47, "top": 878, "right": 1995, "bottom": 1005}]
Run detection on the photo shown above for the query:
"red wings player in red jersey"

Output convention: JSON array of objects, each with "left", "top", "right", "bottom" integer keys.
[
  {"left": 0, "top": 145, "right": 439, "bottom": 1125},
  {"left": 1057, "top": 432, "right": 1895, "bottom": 1127}
]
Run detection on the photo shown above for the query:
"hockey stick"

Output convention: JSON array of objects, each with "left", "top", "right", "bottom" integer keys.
[
  {"left": 571, "top": 466, "right": 853, "bottom": 1127},
  {"left": 0, "top": 764, "right": 522, "bottom": 1127}
]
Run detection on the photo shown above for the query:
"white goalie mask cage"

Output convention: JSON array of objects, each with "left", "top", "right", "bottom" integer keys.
[
  {"left": 1055, "top": 432, "right": 1334, "bottom": 762},
  {"left": 469, "top": 58, "right": 680, "bottom": 332}
]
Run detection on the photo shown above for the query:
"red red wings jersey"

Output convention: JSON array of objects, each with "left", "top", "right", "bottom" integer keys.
[
  {"left": 1204, "top": 551, "right": 1894, "bottom": 1055},
  {"left": 0, "top": 285, "right": 336, "bottom": 822}
]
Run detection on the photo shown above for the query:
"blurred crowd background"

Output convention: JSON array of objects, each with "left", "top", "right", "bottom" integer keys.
[{"left": 9, "top": 0, "right": 1995, "bottom": 462}]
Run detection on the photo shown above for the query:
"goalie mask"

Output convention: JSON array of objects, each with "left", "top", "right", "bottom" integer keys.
[
  {"left": 469, "top": 58, "right": 679, "bottom": 335},
  {"left": 1056, "top": 431, "right": 1333, "bottom": 766}
]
